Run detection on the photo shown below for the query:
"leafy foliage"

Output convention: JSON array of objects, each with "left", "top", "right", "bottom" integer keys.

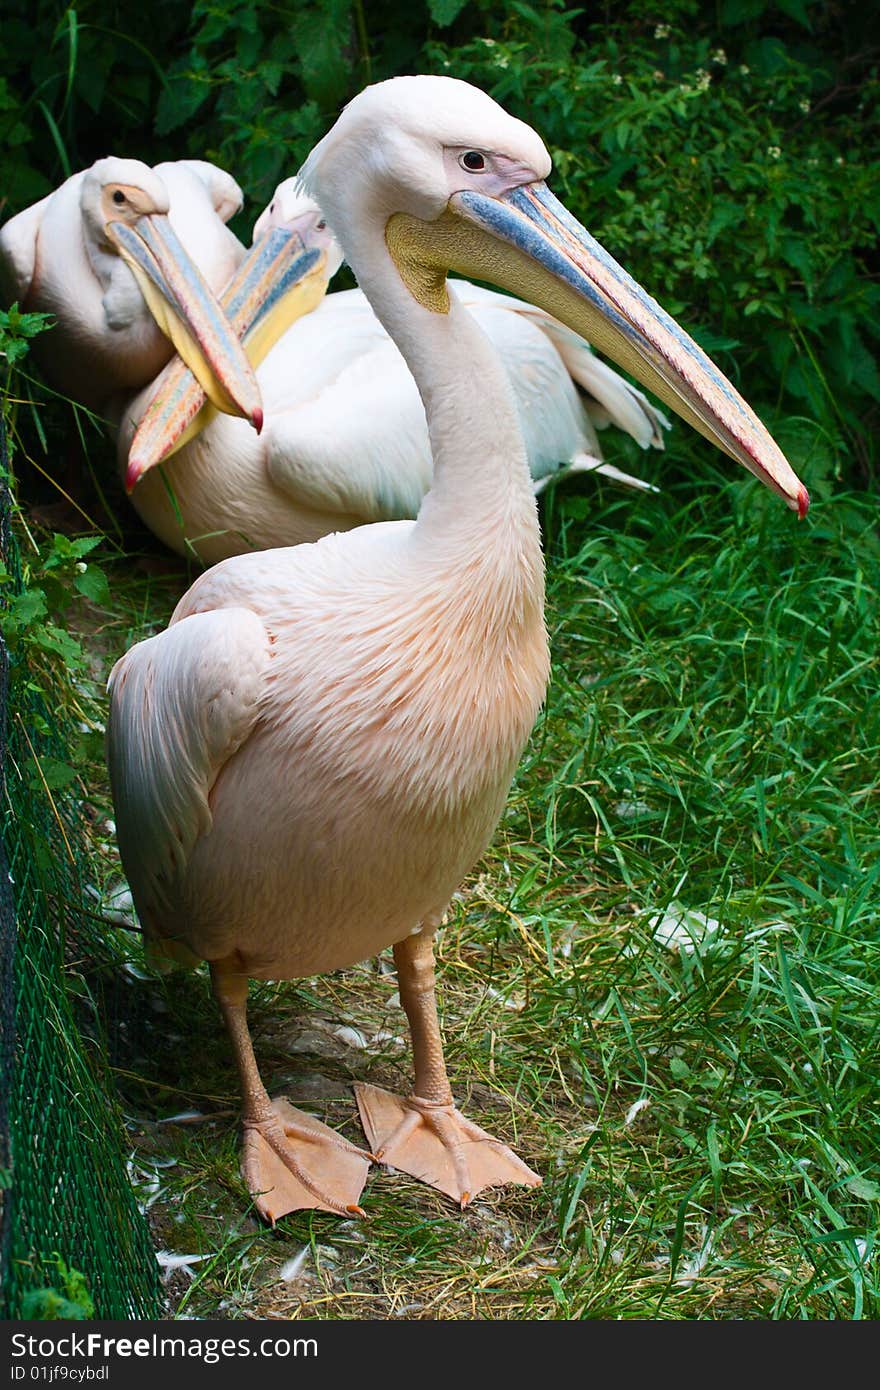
[
  {"left": 0, "top": 306, "right": 51, "bottom": 366},
  {"left": 1, "top": 304, "right": 109, "bottom": 795},
  {"left": 20, "top": 1257, "right": 95, "bottom": 1320},
  {"left": 425, "top": 3, "right": 880, "bottom": 482}
]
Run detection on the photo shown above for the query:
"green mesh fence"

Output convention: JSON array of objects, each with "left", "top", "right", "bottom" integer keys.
[{"left": 0, "top": 414, "right": 162, "bottom": 1319}]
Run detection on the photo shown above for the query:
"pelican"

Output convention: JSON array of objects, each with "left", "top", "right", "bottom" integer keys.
[
  {"left": 0, "top": 157, "right": 261, "bottom": 425},
  {"left": 117, "top": 186, "right": 669, "bottom": 565},
  {"left": 107, "top": 76, "right": 808, "bottom": 1223}
]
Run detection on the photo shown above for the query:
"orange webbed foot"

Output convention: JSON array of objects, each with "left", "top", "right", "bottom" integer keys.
[
  {"left": 242, "top": 1097, "right": 372, "bottom": 1224},
  {"left": 354, "top": 1083, "right": 540, "bottom": 1206}
]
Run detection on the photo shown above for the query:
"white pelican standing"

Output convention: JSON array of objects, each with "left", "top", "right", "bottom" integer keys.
[
  {"left": 0, "top": 157, "right": 261, "bottom": 425},
  {"left": 107, "top": 76, "right": 808, "bottom": 1223},
  {"left": 117, "top": 185, "right": 668, "bottom": 565}
]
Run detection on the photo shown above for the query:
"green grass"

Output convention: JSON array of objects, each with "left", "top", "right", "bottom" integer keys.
[{"left": 14, "top": 423, "right": 880, "bottom": 1321}]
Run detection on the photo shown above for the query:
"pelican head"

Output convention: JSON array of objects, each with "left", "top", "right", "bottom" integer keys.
[
  {"left": 81, "top": 158, "right": 171, "bottom": 240},
  {"left": 253, "top": 180, "right": 345, "bottom": 280},
  {"left": 295, "top": 76, "right": 808, "bottom": 516},
  {"left": 84, "top": 157, "right": 261, "bottom": 429}
]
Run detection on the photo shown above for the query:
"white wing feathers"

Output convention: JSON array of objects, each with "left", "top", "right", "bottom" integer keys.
[
  {"left": 533, "top": 318, "right": 670, "bottom": 448},
  {"left": 265, "top": 339, "right": 433, "bottom": 521},
  {"left": 164, "top": 159, "right": 244, "bottom": 224},
  {"left": 451, "top": 281, "right": 670, "bottom": 449},
  {"left": 0, "top": 193, "right": 52, "bottom": 305},
  {"left": 107, "top": 605, "right": 270, "bottom": 928}
]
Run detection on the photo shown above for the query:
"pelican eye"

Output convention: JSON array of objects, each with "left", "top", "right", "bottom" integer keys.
[
  {"left": 316, "top": 219, "right": 327, "bottom": 231},
  {"left": 112, "top": 190, "right": 126, "bottom": 205},
  {"left": 460, "top": 151, "right": 486, "bottom": 172}
]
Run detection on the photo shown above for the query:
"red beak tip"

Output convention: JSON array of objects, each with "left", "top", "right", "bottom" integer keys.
[
  {"left": 252, "top": 407, "right": 264, "bottom": 435},
  {"left": 797, "top": 485, "right": 810, "bottom": 520},
  {"left": 125, "top": 461, "right": 142, "bottom": 495}
]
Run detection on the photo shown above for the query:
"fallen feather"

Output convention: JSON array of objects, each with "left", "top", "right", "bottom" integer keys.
[
  {"left": 332, "top": 1023, "right": 404, "bottom": 1052},
  {"left": 120, "top": 961, "right": 154, "bottom": 981},
  {"left": 86, "top": 880, "right": 140, "bottom": 929},
  {"left": 624, "top": 1098, "right": 651, "bottom": 1127},
  {"left": 126, "top": 1159, "right": 165, "bottom": 1215},
  {"left": 333, "top": 1024, "right": 369, "bottom": 1049},
  {"left": 614, "top": 798, "right": 651, "bottom": 820},
  {"left": 486, "top": 985, "right": 525, "bottom": 1012},
  {"left": 279, "top": 1249, "right": 310, "bottom": 1282},
  {"left": 155, "top": 1251, "right": 210, "bottom": 1281},
  {"left": 644, "top": 900, "right": 723, "bottom": 954},
  {"left": 675, "top": 1225, "right": 716, "bottom": 1284},
  {"left": 370, "top": 1028, "right": 405, "bottom": 1049}
]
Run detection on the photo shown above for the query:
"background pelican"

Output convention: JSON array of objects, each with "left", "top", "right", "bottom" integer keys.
[
  {"left": 107, "top": 75, "right": 807, "bottom": 1222},
  {"left": 117, "top": 185, "right": 669, "bottom": 565},
  {"left": 250, "top": 178, "right": 671, "bottom": 491},
  {"left": 0, "top": 157, "right": 259, "bottom": 423}
]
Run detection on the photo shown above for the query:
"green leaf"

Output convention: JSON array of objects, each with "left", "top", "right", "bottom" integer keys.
[
  {"left": 294, "top": 0, "right": 355, "bottom": 108},
  {"left": 44, "top": 533, "right": 102, "bottom": 568},
  {"left": 36, "top": 100, "right": 71, "bottom": 178},
  {"left": 428, "top": 0, "right": 469, "bottom": 25},
  {"left": 31, "top": 624, "right": 84, "bottom": 664},
  {"left": 29, "top": 756, "right": 78, "bottom": 791},
  {"left": 848, "top": 331, "right": 880, "bottom": 402},
  {"left": 721, "top": 0, "right": 768, "bottom": 22},
  {"left": 74, "top": 566, "right": 111, "bottom": 604},
  {"left": 707, "top": 1122, "right": 723, "bottom": 1192},
  {"left": 68, "top": 535, "right": 103, "bottom": 559},
  {"left": 59, "top": 6, "right": 80, "bottom": 116},
  {"left": 845, "top": 1176, "right": 880, "bottom": 1202},
  {"left": 776, "top": 0, "right": 814, "bottom": 30},
  {"left": 156, "top": 61, "right": 212, "bottom": 136},
  {"left": 20, "top": 1289, "right": 90, "bottom": 1321},
  {"left": 10, "top": 589, "right": 47, "bottom": 626}
]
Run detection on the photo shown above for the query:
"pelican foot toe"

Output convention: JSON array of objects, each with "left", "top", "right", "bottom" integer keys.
[
  {"left": 242, "top": 1097, "right": 372, "bottom": 1225},
  {"left": 354, "top": 1083, "right": 540, "bottom": 1207}
]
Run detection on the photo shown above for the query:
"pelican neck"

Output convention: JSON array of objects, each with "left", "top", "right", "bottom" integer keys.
[{"left": 345, "top": 233, "right": 543, "bottom": 562}]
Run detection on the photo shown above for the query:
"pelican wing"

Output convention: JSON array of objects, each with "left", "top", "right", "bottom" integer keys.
[
  {"left": 451, "top": 280, "right": 669, "bottom": 449},
  {"left": 107, "top": 605, "right": 270, "bottom": 935},
  {"left": 544, "top": 333, "right": 669, "bottom": 447},
  {"left": 0, "top": 193, "right": 52, "bottom": 304},
  {"left": 166, "top": 159, "right": 244, "bottom": 224},
  {"left": 264, "top": 335, "right": 433, "bottom": 522}
]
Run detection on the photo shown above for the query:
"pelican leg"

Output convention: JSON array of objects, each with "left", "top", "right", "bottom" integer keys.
[
  {"left": 355, "top": 930, "right": 541, "bottom": 1206},
  {"left": 211, "top": 960, "right": 372, "bottom": 1224}
]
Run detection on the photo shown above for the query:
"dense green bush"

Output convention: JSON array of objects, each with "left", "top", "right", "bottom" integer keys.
[{"left": 1, "top": 1, "right": 877, "bottom": 484}]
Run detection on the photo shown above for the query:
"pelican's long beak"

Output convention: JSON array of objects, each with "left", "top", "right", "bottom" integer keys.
[
  {"left": 106, "top": 214, "right": 263, "bottom": 432},
  {"left": 123, "top": 231, "right": 328, "bottom": 493},
  {"left": 387, "top": 183, "right": 809, "bottom": 516}
]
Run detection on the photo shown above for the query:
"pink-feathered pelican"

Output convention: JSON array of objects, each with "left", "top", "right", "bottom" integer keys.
[
  {"left": 119, "top": 181, "right": 668, "bottom": 564},
  {"left": 107, "top": 76, "right": 809, "bottom": 1223},
  {"left": 0, "top": 157, "right": 261, "bottom": 426}
]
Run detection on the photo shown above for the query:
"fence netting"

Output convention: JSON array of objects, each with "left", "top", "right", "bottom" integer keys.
[{"left": 0, "top": 410, "right": 161, "bottom": 1319}]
